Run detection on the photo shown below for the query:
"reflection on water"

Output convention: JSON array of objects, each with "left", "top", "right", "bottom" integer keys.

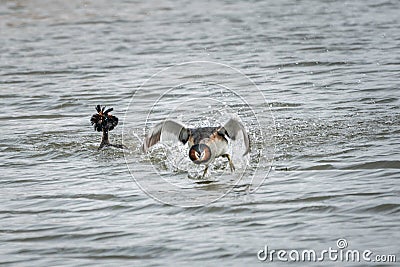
[{"left": 1, "top": 0, "right": 399, "bottom": 266}]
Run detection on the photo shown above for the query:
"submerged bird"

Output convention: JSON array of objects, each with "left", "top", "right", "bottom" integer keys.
[
  {"left": 143, "top": 118, "right": 250, "bottom": 177},
  {"left": 90, "top": 105, "right": 126, "bottom": 149}
]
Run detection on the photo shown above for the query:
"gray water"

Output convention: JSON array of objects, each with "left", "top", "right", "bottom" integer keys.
[{"left": 1, "top": 0, "right": 399, "bottom": 266}]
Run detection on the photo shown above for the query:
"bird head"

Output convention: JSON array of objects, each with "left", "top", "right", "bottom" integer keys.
[
  {"left": 90, "top": 105, "right": 119, "bottom": 132},
  {"left": 189, "top": 144, "right": 211, "bottom": 164}
]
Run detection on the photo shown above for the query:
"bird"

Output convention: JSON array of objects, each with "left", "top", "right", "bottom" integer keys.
[
  {"left": 90, "top": 105, "right": 126, "bottom": 149},
  {"left": 143, "top": 118, "right": 250, "bottom": 177}
]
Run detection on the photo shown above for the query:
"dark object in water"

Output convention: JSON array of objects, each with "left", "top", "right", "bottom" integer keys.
[{"left": 90, "top": 105, "right": 126, "bottom": 149}]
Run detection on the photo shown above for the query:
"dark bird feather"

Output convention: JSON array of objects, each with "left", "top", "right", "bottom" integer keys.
[{"left": 90, "top": 105, "right": 125, "bottom": 149}]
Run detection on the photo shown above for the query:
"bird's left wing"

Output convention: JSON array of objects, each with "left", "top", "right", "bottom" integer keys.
[
  {"left": 219, "top": 118, "right": 250, "bottom": 156},
  {"left": 143, "top": 120, "right": 189, "bottom": 152}
]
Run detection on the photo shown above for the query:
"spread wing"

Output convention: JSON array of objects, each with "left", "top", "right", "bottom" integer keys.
[
  {"left": 220, "top": 118, "right": 250, "bottom": 156},
  {"left": 142, "top": 120, "right": 189, "bottom": 152}
]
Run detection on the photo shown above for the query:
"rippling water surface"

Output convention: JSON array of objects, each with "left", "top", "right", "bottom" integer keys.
[{"left": 1, "top": 0, "right": 399, "bottom": 266}]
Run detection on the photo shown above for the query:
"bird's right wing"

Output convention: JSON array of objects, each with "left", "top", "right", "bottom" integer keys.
[{"left": 142, "top": 120, "right": 189, "bottom": 152}]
